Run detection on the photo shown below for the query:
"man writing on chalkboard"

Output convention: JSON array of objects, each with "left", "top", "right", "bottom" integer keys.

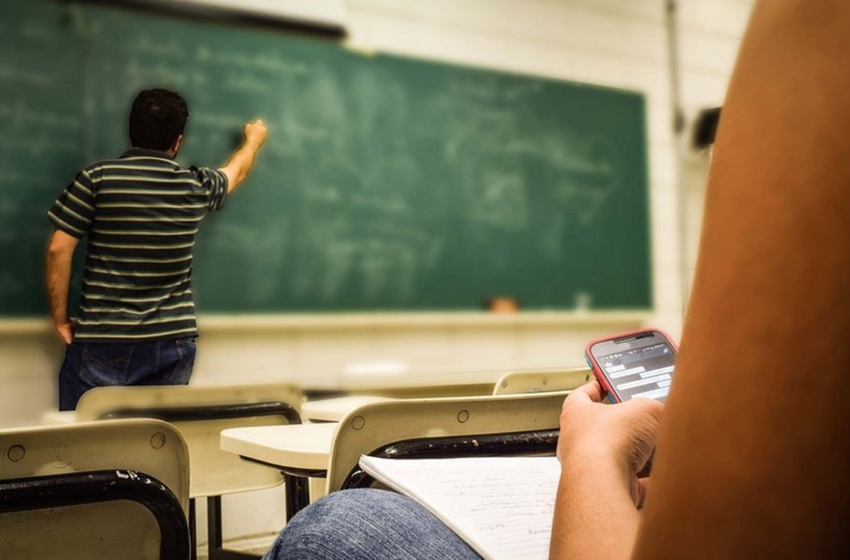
[{"left": 44, "top": 88, "right": 267, "bottom": 410}]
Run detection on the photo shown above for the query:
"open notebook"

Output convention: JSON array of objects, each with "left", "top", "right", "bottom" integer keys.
[{"left": 358, "top": 455, "right": 561, "bottom": 560}]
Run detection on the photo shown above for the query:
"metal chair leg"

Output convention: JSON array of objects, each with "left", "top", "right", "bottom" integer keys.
[
  {"left": 189, "top": 498, "right": 197, "bottom": 560},
  {"left": 207, "top": 495, "right": 261, "bottom": 560}
]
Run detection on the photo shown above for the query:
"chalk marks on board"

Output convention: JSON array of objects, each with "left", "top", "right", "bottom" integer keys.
[
  {"left": 0, "top": 135, "right": 81, "bottom": 160},
  {"left": 130, "top": 35, "right": 185, "bottom": 59},
  {"left": 288, "top": 225, "right": 441, "bottom": 305},
  {"left": 0, "top": 101, "right": 80, "bottom": 133},
  {"left": 223, "top": 71, "right": 270, "bottom": 95},
  {"left": 20, "top": 21, "right": 57, "bottom": 43},
  {"left": 0, "top": 272, "right": 24, "bottom": 302},
  {"left": 197, "top": 47, "right": 311, "bottom": 76},
  {"left": 550, "top": 136, "right": 616, "bottom": 226},
  {"left": 434, "top": 80, "right": 618, "bottom": 247},
  {"left": 472, "top": 170, "right": 529, "bottom": 233},
  {"left": 0, "top": 65, "right": 53, "bottom": 87}
]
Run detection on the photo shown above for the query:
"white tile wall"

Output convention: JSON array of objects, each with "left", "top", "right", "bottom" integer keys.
[{"left": 677, "top": 0, "right": 754, "bottom": 302}]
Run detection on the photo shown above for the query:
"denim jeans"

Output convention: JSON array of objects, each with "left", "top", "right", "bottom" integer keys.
[
  {"left": 58, "top": 337, "right": 196, "bottom": 411},
  {"left": 262, "top": 489, "right": 481, "bottom": 560}
]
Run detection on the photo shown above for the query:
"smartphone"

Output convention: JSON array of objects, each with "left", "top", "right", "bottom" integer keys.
[{"left": 585, "top": 329, "right": 677, "bottom": 403}]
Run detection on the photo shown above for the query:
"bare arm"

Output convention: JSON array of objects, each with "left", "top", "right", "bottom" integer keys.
[
  {"left": 220, "top": 119, "right": 268, "bottom": 194},
  {"left": 45, "top": 229, "right": 79, "bottom": 344},
  {"left": 553, "top": 1, "right": 850, "bottom": 559},
  {"left": 635, "top": 1, "right": 850, "bottom": 557}
]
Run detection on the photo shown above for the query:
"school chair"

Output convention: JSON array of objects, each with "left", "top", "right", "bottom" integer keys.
[
  {"left": 0, "top": 419, "right": 190, "bottom": 560},
  {"left": 75, "top": 383, "right": 303, "bottom": 560},
  {"left": 491, "top": 367, "right": 590, "bottom": 396},
  {"left": 324, "top": 391, "right": 568, "bottom": 493}
]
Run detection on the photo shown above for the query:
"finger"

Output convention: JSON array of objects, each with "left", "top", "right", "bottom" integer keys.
[
  {"left": 637, "top": 449, "right": 655, "bottom": 478},
  {"left": 568, "top": 380, "right": 604, "bottom": 403},
  {"left": 636, "top": 477, "right": 650, "bottom": 509}
]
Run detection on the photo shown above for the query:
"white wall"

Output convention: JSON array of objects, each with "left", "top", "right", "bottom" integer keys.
[
  {"left": 677, "top": 0, "right": 754, "bottom": 298},
  {"left": 0, "top": 0, "right": 756, "bottom": 551}
]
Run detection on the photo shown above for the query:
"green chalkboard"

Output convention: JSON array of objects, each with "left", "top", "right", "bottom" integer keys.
[{"left": 0, "top": 0, "right": 652, "bottom": 315}]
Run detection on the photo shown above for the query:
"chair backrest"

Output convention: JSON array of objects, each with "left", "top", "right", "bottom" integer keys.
[
  {"left": 76, "top": 383, "right": 302, "bottom": 498},
  {"left": 0, "top": 419, "right": 189, "bottom": 560},
  {"left": 325, "top": 391, "right": 568, "bottom": 493},
  {"left": 492, "top": 368, "right": 590, "bottom": 395}
]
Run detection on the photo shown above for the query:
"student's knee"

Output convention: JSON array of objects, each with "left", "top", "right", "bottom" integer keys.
[
  {"left": 264, "top": 489, "right": 410, "bottom": 560},
  {"left": 263, "top": 489, "right": 480, "bottom": 560}
]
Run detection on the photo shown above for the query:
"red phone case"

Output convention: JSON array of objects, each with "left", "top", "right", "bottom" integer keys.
[{"left": 584, "top": 328, "right": 678, "bottom": 403}]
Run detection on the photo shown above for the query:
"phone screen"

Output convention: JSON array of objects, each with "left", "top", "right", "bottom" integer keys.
[{"left": 595, "top": 341, "right": 676, "bottom": 403}]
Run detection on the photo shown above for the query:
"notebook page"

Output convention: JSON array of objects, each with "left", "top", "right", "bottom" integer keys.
[{"left": 359, "top": 455, "right": 560, "bottom": 560}]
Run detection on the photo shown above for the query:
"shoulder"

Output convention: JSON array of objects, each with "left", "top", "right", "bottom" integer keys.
[
  {"left": 190, "top": 166, "right": 228, "bottom": 185},
  {"left": 73, "top": 161, "right": 113, "bottom": 186},
  {"left": 83, "top": 158, "right": 131, "bottom": 180},
  {"left": 190, "top": 166, "right": 229, "bottom": 211}
]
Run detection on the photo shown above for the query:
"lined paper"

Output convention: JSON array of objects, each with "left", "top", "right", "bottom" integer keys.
[{"left": 359, "top": 455, "right": 561, "bottom": 560}]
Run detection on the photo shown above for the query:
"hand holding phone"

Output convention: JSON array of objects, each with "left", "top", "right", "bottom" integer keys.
[{"left": 585, "top": 329, "right": 677, "bottom": 403}]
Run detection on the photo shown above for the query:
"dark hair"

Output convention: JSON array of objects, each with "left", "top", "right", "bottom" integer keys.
[{"left": 129, "top": 89, "right": 189, "bottom": 150}]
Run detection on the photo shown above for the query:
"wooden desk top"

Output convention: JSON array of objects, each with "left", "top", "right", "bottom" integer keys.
[{"left": 220, "top": 423, "right": 337, "bottom": 472}]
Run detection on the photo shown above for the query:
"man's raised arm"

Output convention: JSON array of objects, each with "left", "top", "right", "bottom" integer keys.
[{"left": 221, "top": 119, "right": 268, "bottom": 194}]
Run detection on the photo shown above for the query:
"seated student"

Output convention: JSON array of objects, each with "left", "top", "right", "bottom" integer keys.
[{"left": 263, "top": 1, "right": 850, "bottom": 558}]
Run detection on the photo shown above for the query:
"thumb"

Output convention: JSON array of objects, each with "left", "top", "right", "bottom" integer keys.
[{"left": 569, "top": 380, "right": 605, "bottom": 403}]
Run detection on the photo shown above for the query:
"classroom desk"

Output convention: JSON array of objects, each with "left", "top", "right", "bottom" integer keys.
[
  {"left": 45, "top": 396, "right": 390, "bottom": 425},
  {"left": 42, "top": 411, "right": 76, "bottom": 424},
  {"left": 305, "top": 367, "right": 510, "bottom": 399},
  {"left": 221, "top": 423, "right": 337, "bottom": 517},
  {"left": 301, "top": 396, "right": 392, "bottom": 422},
  {"left": 47, "top": 407, "right": 338, "bottom": 517}
]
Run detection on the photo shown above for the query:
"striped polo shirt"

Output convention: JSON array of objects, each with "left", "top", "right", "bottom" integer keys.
[{"left": 47, "top": 148, "right": 228, "bottom": 343}]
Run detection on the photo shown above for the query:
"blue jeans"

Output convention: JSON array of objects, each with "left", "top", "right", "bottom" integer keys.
[
  {"left": 262, "top": 489, "right": 481, "bottom": 560},
  {"left": 58, "top": 337, "right": 196, "bottom": 411}
]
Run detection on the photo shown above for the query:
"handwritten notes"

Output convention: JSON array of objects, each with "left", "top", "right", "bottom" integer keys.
[{"left": 358, "top": 455, "right": 561, "bottom": 560}]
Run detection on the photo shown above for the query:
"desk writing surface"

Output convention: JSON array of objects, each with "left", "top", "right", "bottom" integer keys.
[
  {"left": 220, "top": 423, "right": 337, "bottom": 471},
  {"left": 2, "top": 0, "right": 652, "bottom": 316},
  {"left": 41, "top": 411, "right": 77, "bottom": 425},
  {"left": 301, "top": 366, "right": 512, "bottom": 394},
  {"left": 302, "top": 396, "right": 393, "bottom": 422}
]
